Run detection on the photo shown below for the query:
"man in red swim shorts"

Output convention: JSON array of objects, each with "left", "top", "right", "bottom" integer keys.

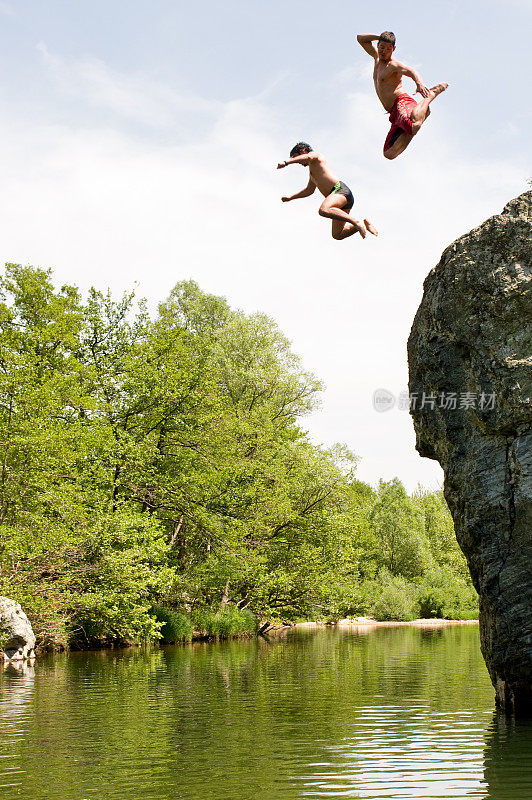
[{"left": 356, "top": 30, "right": 448, "bottom": 160}]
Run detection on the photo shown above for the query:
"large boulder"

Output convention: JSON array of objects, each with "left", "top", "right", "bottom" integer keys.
[
  {"left": 408, "top": 191, "right": 531, "bottom": 715},
  {"left": 0, "top": 596, "right": 36, "bottom": 661}
]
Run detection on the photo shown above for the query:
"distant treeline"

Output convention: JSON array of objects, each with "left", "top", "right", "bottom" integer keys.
[{"left": 0, "top": 265, "right": 477, "bottom": 650}]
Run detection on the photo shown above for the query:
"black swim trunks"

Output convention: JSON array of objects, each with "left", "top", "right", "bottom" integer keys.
[{"left": 330, "top": 180, "right": 354, "bottom": 211}]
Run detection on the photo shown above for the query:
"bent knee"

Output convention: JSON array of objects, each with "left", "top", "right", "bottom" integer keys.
[
  {"left": 332, "top": 230, "right": 343, "bottom": 240},
  {"left": 319, "top": 206, "right": 329, "bottom": 217},
  {"left": 383, "top": 148, "right": 398, "bottom": 160}
]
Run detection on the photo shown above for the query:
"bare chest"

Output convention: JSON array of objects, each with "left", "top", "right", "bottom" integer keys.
[{"left": 374, "top": 61, "right": 400, "bottom": 87}]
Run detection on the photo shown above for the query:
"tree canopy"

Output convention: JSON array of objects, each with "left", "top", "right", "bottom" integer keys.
[{"left": 0, "top": 265, "right": 477, "bottom": 649}]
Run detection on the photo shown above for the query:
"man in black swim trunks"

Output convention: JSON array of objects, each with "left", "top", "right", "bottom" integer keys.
[{"left": 278, "top": 142, "right": 378, "bottom": 240}]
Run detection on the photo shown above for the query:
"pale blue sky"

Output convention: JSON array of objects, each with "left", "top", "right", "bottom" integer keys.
[
  {"left": 1, "top": 0, "right": 530, "bottom": 155},
  {"left": 0, "top": 0, "right": 529, "bottom": 489}
]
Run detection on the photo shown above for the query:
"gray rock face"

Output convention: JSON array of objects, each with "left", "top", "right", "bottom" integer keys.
[
  {"left": 408, "top": 191, "right": 532, "bottom": 715},
  {"left": 0, "top": 596, "right": 36, "bottom": 661}
]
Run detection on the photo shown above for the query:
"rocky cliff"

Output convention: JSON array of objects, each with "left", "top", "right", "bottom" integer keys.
[{"left": 408, "top": 191, "right": 531, "bottom": 715}]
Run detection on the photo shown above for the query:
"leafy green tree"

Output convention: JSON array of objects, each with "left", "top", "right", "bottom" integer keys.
[
  {"left": 414, "top": 488, "right": 470, "bottom": 577},
  {"left": 0, "top": 266, "right": 478, "bottom": 646},
  {"left": 369, "top": 478, "right": 433, "bottom": 579}
]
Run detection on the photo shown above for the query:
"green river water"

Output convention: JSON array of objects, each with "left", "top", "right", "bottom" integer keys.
[{"left": 1, "top": 625, "right": 531, "bottom": 799}]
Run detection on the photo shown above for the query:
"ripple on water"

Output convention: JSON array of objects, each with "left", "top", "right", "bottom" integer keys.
[
  {"left": 296, "top": 704, "right": 492, "bottom": 798},
  {"left": 1, "top": 626, "right": 531, "bottom": 800}
]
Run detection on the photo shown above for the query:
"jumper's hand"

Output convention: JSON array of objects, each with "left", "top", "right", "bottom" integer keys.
[
  {"left": 277, "top": 162, "right": 286, "bottom": 169},
  {"left": 416, "top": 84, "right": 429, "bottom": 98},
  {"left": 281, "top": 196, "right": 291, "bottom": 202}
]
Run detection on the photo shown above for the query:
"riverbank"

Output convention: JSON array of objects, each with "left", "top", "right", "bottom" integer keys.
[
  {"left": 296, "top": 617, "right": 479, "bottom": 629},
  {"left": 255, "top": 617, "right": 479, "bottom": 640},
  {"left": 28, "top": 617, "right": 479, "bottom": 653},
  {"left": 172, "top": 617, "right": 480, "bottom": 644}
]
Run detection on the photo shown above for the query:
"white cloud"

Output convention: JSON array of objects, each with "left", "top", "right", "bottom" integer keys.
[
  {"left": 0, "top": 55, "right": 526, "bottom": 491},
  {"left": 37, "top": 42, "right": 219, "bottom": 128},
  {"left": 332, "top": 62, "right": 374, "bottom": 86}
]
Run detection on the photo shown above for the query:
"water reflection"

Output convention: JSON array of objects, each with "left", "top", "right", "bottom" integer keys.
[
  {"left": 0, "top": 658, "right": 35, "bottom": 791},
  {"left": 3, "top": 659, "right": 36, "bottom": 678},
  {"left": 483, "top": 712, "right": 532, "bottom": 799},
  {"left": 0, "top": 626, "right": 525, "bottom": 800},
  {"left": 299, "top": 703, "right": 490, "bottom": 797}
]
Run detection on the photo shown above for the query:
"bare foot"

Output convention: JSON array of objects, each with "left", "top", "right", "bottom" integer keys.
[
  {"left": 364, "top": 218, "right": 378, "bottom": 237},
  {"left": 353, "top": 219, "right": 366, "bottom": 238},
  {"left": 429, "top": 82, "right": 448, "bottom": 99}
]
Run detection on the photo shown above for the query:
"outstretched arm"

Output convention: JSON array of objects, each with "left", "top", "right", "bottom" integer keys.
[
  {"left": 396, "top": 61, "right": 429, "bottom": 97},
  {"left": 277, "top": 153, "right": 315, "bottom": 168},
  {"left": 356, "top": 33, "right": 379, "bottom": 58},
  {"left": 281, "top": 177, "right": 316, "bottom": 202}
]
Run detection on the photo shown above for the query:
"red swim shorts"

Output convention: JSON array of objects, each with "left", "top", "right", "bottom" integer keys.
[{"left": 383, "top": 93, "right": 417, "bottom": 152}]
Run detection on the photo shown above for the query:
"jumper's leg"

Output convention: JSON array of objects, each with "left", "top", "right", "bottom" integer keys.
[
  {"left": 331, "top": 219, "right": 360, "bottom": 240},
  {"left": 410, "top": 82, "right": 448, "bottom": 133},
  {"left": 319, "top": 195, "right": 366, "bottom": 239},
  {"left": 384, "top": 131, "right": 413, "bottom": 160}
]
